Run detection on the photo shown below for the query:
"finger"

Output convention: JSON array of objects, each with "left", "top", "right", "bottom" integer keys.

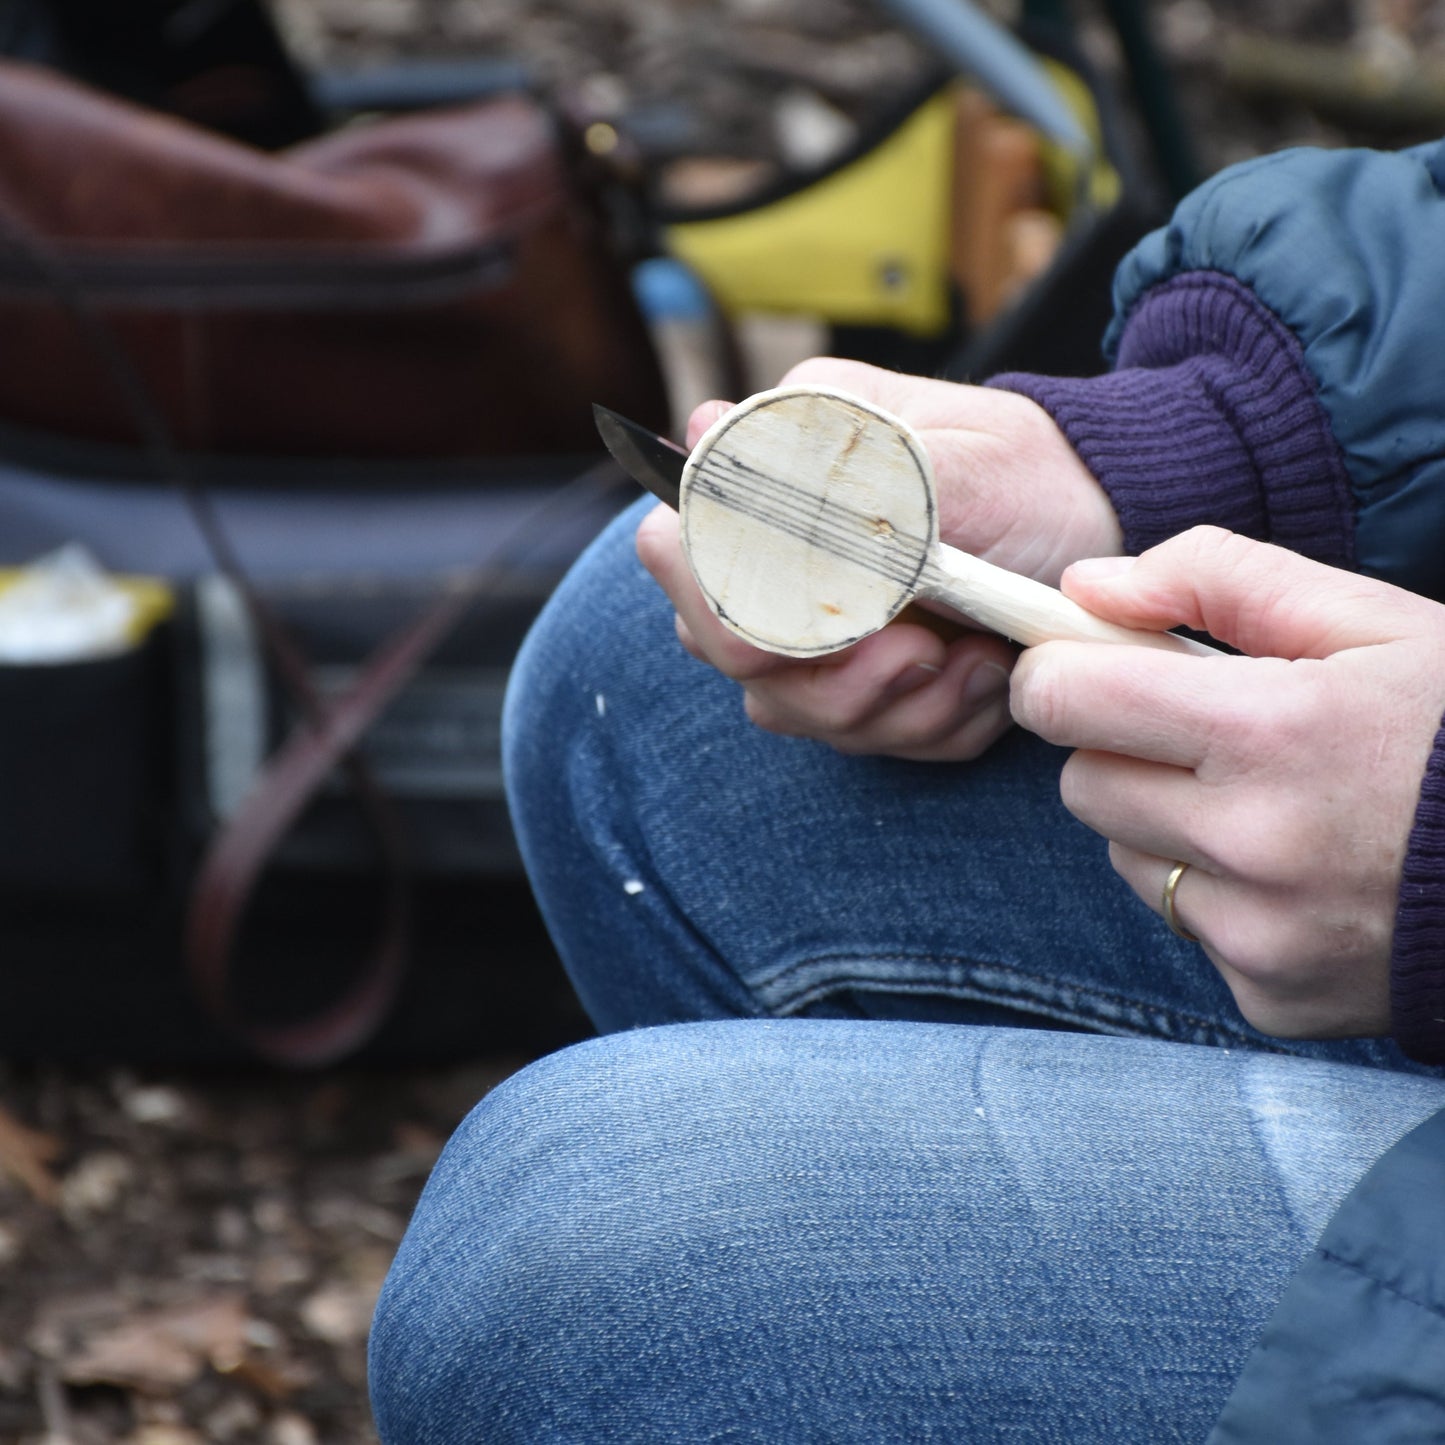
[
  {"left": 741, "top": 619, "right": 957, "bottom": 733},
  {"left": 832, "top": 688, "right": 1015, "bottom": 762},
  {"left": 646, "top": 500, "right": 968, "bottom": 706},
  {"left": 757, "top": 627, "right": 1009, "bottom": 729},
  {"left": 686, "top": 400, "right": 733, "bottom": 449},
  {"left": 779, "top": 358, "right": 953, "bottom": 418},
  {"left": 834, "top": 649, "right": 1014, "bottom": 761},
  {"left": 1109, "top": 845, "right": 1386, "bottom": 1037},
  {"left": 1061, "top": 527, "right": 1429, "bottom": 660},
  {"left": 779, "top": 358, "right": 1017, "bottom": 435},
  {"left": 1066, "top": 748, "right": 1319, "bottom": 895},
  {"left": 750, "top": 673, "right": 1014, "bottom": 762},
  {"left": 637, "top": 503, "right": 793, "bottom": 681},
  {"left": 1058, "top": 751, "right": 1211, "bottom": 862},
  {"left": 742, "top": 623, "right": 942, "bottom": 732},
  {"left": 1010, "top": 638, "right": 1260, "bottom": 768},
  {"left": 749, "top": 635, "right": 1015, "bottom": 758},
  {"left": 1108, "top": 843, "right": 1217, "bottom": 946}
]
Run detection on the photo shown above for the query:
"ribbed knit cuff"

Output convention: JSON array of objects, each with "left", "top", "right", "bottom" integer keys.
[
  {"left": 1391, "top": 717, "right": 1445, "bottom": 1064},
  {"left": 993, "top": 269, "right": 1445, "bottom": 1062},
  {"left": 990, "top": 271, "right": 1355, "bottom": 569}
]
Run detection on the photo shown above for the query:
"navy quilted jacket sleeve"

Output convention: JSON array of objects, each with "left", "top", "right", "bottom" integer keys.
[
  {"left": 1207, "top": 1105, "right": 1445, "bottom": 1442},
  {"left": 1107, "top": 139, "right": 1445, "bottom": 600}
]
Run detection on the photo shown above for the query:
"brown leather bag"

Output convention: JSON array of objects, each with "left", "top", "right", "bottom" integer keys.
[
  {"left": 0, "top": 61, "right": 668, "bottom": 1066},
  {"left": 0, "top": 59, "right": 669, "bottom": 458}
]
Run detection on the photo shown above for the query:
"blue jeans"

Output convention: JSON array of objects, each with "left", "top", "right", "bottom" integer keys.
[{"left": 369, "top": 501, "right": 1445, "bottom": 1442}]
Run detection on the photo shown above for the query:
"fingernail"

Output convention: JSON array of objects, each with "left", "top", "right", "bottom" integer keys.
[
  {"left": 882, "top": 661, "right": 942, "bottom": 703},
  {"left": 1067, "top": 555, "right": 1136, "bottom": 582},
  {"left": 962, "top": 660, "right": 1010, "bottom": 706}
]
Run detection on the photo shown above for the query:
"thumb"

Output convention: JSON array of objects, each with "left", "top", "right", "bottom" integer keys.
[
  {"left": 1060, "top": 526, "right": 1422, "bottom": 660},
  {"left": 686, "top": 400, "right": 733, "bottom": 449}
]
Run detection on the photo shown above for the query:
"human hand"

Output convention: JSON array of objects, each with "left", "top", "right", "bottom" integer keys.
[
  {"left": 636, "top": 357, "right": 1121, "bottom": 761},
  {"left": 1010, "top": 526, "right": 1445, "bottom": 1039}
]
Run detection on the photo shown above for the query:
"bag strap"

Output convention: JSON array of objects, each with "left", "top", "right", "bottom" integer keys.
[
  {"left": 0, "top": 197, "right": 420, "bottom": 1061},
  {"left": 0, "top": 189, "right": 630, "bottom": 1066},
  {"left": 185, "top": 458, "right": 627, "bottom": 1066}
]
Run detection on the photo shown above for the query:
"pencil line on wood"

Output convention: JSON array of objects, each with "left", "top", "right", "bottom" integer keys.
[{"left": 690, "top": 452, "right": 930, "bottom": 592}]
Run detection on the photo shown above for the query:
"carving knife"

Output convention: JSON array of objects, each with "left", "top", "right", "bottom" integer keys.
[{"left": 593, "top": 403, "right": 686, "bottom": 510}]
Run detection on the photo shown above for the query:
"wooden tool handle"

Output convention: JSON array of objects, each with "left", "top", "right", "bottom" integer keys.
[{"left": 925, "top": 543, "right": 1216, "bottom": 656}]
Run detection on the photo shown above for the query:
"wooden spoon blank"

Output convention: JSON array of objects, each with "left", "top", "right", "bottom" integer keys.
[{"left": 680, "top": 384, "right": 1214, "bottom": 660}]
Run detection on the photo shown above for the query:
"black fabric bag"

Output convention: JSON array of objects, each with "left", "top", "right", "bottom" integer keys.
[{"left": 0, "top": 427, "right": 629, "bottom": 1069}]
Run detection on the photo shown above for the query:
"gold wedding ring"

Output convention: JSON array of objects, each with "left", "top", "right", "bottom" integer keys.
[{"left": 1162, "top": 862, "right": 1199, "bottom": 942}]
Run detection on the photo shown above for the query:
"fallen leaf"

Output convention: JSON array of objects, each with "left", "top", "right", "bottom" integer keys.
[
  {"left": 119, "top": 1084, "right": 190, "bottom": 1128},
  {"left": 391, "top": 1121, "right": 444, "bottom": 1161},
  {"left": 217, "top": 1351, "right": 313, "bottom": 1402},
  {"left": 298, "top": 1281, "right": 378, "bottom": 1346},
  {"left": 0, "top": 1100, "right": 62, "bottom": 1204},
  {"left": 125, "top": 1427, "right": 206, "bottom": 1445},
  {"left": 60, "top": 1151, "right": 135, "bottom": 1223},
  {"left": 269, "top": 1411, "right": 320, "bottom": 1445},
  {"left": 202, "top": 1391, "right": 266, "bottom": 1440},
  {"left": 62, "top": 1294, "right": 251, "bottom": 1394}
]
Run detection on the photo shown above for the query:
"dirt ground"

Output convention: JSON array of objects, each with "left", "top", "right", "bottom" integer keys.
[{"left": 3, "top": 0, "right": 1444, "bottom": 1441}]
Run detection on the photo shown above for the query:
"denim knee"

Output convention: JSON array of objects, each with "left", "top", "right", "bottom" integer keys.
[
  {"left": 373, "top": 1020, "right": 954, "bottom": 1441},
  {"left": 368, "top": 1026, "right": 739, "bottom": 1444},
  {"left": 369, "top": 1021, "right": 1445, "bottom": 1443}
]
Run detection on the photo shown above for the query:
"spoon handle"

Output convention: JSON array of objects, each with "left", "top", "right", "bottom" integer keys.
[{"left": 924, "top": 543, "right": 1216, "bottom": 656}]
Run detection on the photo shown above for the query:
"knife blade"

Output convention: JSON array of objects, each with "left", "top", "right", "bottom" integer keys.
[{"left": 593, "top": 403, "right": 688, "bottom": 510}]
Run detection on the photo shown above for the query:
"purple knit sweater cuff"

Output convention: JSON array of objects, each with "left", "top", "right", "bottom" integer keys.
[
  {"left": 992, "top": 270, "right": 1445, "bottom": 1064},
  {"left": 989, "top": 271, "right": 1355, "bottom": 569},
  {"left": 1391, "top": 722, "right": 1445, "bottom": 1063}
]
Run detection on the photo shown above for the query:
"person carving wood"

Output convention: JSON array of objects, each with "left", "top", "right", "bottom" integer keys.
[{"left": 370, "top": 138, "right": 1445, "bottom": 1443}]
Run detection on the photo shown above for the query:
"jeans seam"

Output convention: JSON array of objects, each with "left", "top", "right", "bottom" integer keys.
[{"left": 755, "top": 949, "right": 1283, "bottom": 1051}]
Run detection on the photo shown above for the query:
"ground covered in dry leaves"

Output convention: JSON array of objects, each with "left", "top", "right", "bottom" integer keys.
[
  {"left": 0, "top": 1058, "right": 527, "bottom": 1443},
  {"left": 5, "top": 0, "right": 1445, "bottom": 1440}
]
